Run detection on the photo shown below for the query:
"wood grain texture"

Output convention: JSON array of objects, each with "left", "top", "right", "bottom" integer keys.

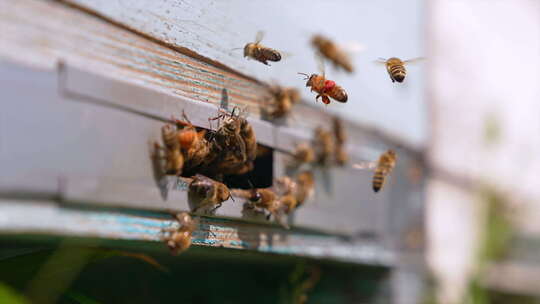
[
  {"left": 0, "top": 0, "right": 269, "bottom": 116},
  {"left": 62, "top": 0, "right": 427, "bottom": 147},
  {"left": 0, "top": 199, "right": 395, "bottom": 266},
  {"left": 0, "top": 0, "right": 425, "bottom": 241}
]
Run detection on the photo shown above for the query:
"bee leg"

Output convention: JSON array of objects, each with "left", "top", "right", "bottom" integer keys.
[
  {"left": 266, "top": 213, "right": 271, "bottom": 221},
  {"left": 315, "top": 95, "right": 321, "bottom": 102},
  {"left": 210, "top": 203, "right": 222, "bottom": 213},
  {"left": 321, "top": 96, "right": 331, "bottom": 105}
]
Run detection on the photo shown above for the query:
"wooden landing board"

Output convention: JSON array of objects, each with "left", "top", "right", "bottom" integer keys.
[{"left": 0, "top": 199, "right": 395, "bottom": 266}]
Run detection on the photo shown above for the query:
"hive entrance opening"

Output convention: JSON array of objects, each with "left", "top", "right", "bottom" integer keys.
[{"left": 222, "top": 144, "right": 273, "bottom": 189}]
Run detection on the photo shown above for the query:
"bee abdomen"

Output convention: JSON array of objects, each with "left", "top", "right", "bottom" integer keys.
[
  {"left": 389, "top": 64, "right": 406, "bottom": 82},
  {"left": 262, "top": 48, "right": 281, "bottom": 62},
  {"left": 372, "top": 170, "right": 386, "bottom": 192}
]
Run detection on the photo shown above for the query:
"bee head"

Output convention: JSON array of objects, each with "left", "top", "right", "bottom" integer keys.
[
  {"left": 387, "top": 150, "right": 397, "bottom": 158},
  {"left": 244, "top": 43, "right": 255, "bottom": 57},
  {"left": 298, "top": 73, "right": 317, "bottom": 87},
  {"left": 248, "top": 189, "right": 262, "bottom": 203},
  {"left": 217, "top": 184, "right": 232, "bottom": 202}
]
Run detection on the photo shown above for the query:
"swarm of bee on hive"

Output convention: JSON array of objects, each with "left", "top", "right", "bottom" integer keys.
[{"left": 155, "top": 31, "right": 423, "bottom": 254}]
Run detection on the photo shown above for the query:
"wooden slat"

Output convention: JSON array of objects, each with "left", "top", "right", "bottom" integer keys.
[
  {"left": 0, "top": 0, "right": 269, "bottom": 116},
  {"left": 0, "top": 199, "right": 395, "bottom": 266}
]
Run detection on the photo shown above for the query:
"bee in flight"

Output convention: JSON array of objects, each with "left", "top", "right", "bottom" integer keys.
[
  {"left": 376, "top": 57, "right": 424, "bottom": 83},
  {"left": 243, "top": 31, "right": 282, "bottom": 65},
  {"left": 299, "top": 73, "right": 347, "bottom": 105},
  {"left": 372, "top": 150, "right": 397, "bottom": 193},
  {"left": 311, "top": 35, "right": 354, "bottom": 73}
]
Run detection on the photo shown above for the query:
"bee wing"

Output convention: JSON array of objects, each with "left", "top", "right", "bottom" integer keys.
[
  {"left": 340, "top": 41, "right": 366, "bottom": 55},
  {"left": 373, "top": 58, "right": 387, "bottom": 65},
  {"left": 352, "top": 161, "right": 378, "bottom": 171},
  {"left": 254, "top": 31, "right": 265, "bottom": 44},
  {"left": 315, "top": 53, "right": 326, "bottom": 76},
  {"left": 403, "top": 57, "right": 426, "bottom": 65}
]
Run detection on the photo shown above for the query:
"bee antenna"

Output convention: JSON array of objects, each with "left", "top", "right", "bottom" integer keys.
[{"left": 297, "top": 72, "right": 309, "bottom": 80}]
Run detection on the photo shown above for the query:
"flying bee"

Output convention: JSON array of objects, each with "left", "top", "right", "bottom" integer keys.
[
  {"left": 313, "top": 127, "right": 334, "bottom": 165},
  {"left": 188, "top": 174, "right": 232, "bottom": 213},
  {"left": 265, "top": 86, "right": 301, "bottom": 118},
  {"left": 332, "top": 117, "right": 348, "bottom": 165},
  {"left": 155, "top": 124, "right": 184, "bottom": 175},
  {"left": 372, "top": 150, "right": 397, "bottom": 193},
  {"left": 311, "top": 35, "right": 354, "bottom": 73},
  {"left": 376, "top": 57, "right": 424, "bottom": 83},
  {"left": 243, "top": 31, "right": 282, "bottom": 65},
  {"left": 298, "top": 73, "right": 347, "bottom": 105},
  {"left": 293, "top": 143, "right": 315, "bottom": 165},
  {"left": 295, "top": 171, "right": 315, "bottom": 206},
  {"left": 162, "top": 212, "right": 197, "bottom": 255}
]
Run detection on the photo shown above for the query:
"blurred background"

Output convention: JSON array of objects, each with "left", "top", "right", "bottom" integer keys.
[{"left": 0, "top": 0, "right": 539, "bottom": 303}]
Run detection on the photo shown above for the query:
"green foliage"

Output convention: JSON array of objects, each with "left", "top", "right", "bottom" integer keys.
[
  {"left": 0, "top": 283, "right": 29, "bottom": 304},
  {"left": 65, "top": 290, "right": 102, "bottom": 304}
]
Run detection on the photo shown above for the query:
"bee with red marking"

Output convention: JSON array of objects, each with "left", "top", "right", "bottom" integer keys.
[
  {"left": 376, "top": 57, "right": 424, "bottom": 83},
  {"left": 243, "top": 31, "right": 282, "bottom": 65},
  {"left": 299, "top": 73, "right": 347, "bottom": 105},
  {"left": 162, "top": 212, "right": 197, "bottom": 255},
  {"left": 372, "top": 150, "right": 397, "bottom": 193}
]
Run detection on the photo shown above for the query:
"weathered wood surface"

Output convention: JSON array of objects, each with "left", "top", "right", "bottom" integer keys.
[
  {"left": 62, "top": 0, "right": 427, "bottom": 147},
  {"left": 0, "top": 0, "right": 425, "bottom": 265},
  {"left": 0, "top": 199, "right": 395, "bottom": 266}
]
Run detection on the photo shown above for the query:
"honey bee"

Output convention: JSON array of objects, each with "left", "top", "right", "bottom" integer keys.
[
  {"left": 279, "top": 194, "right": 298, "bottom": 215},
  {"left": 245, "top": 188, "right": 290, "bottom": 228},
  {"left": 313, "top": 127, "right": 334, "bottom": 165},
  {"left": 311, "top": 35, "right": 354, "bottom": 73},
  {"left": 376, "top": 57, "right": 424, "bottom": 83},
  {"left": 298, "top": 73, "right": 347, "bottom": 105},
  {"left": 162, "top": 212, "right": 197, "bottom": 255},
  {"left": 240, "top": 117, "right": 257, "bottom": 163},
  {"left": 188, "top": 174, "right": 232, "bottom": 213},
  {"left": 295, "top": 171, "right": 315, "bottom": 206},
  {"left": 208, "top": 108, "right": 257, "bottom": 176},
  {"left": 293, "top": 143, "right": 315, "bottom": 165},
  {"left": 373, "top": 150, "right": 397, "bottom": 193},
  {"left": 333, "top": 117, "right": 348, "bottom": 165},
  {"left": 243, "top": 31, "right": 282, "bottom": 65},
  {"left": 173, "top": 112, "right": 212, "bottom": 171},
  {"left": 156, "top": 124, "right": 184, "bottom": 175},
  {"left": 265, "top": 86, "right": 301, "bottom": 118}
]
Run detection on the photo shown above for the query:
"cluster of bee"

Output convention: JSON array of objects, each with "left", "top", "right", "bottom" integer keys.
[{"left": 159, "top": 31, "right": 412, "bottom": 254}]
